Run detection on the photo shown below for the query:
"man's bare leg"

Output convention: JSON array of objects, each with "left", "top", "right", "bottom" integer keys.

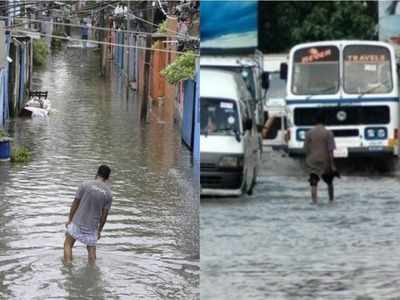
[
  {"left": 311, "top": 185, "right": 318, "bottom": 204},
  {"left": 64, "top": 234, "right": 76, "bottom": 264},
  {"left": 87, "top": 246, "right": 97, "bottom": 265},
  {"left": 328, "top": 183, "right": 334, "bottom": 202}
]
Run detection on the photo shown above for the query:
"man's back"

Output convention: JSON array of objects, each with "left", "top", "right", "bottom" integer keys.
[
  {"left": 72, "top": 180, "right": 112, "bottom": 231},
  {"left": 304, "top": 125, "right": 335, "bottom": 175}
]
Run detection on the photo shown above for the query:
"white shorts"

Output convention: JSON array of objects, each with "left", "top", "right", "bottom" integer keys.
[{"left": 66, "top": 222, "right": 97, "bottom": 246}]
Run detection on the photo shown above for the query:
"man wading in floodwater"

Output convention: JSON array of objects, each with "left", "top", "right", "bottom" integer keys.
[
  {"left": 304, "top": 113, "right": 339, "bottom": 204},
  {"left": 64, "top": 165, "right": 112, "bottom": 264},
  {"left": 81, "top": 20, "right": 89, "bottom": 48}
]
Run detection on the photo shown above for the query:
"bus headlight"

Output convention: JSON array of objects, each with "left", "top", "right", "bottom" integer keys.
[
  {"left": 296, "top": 129, "right": 308, "bottom": 141},
  {"left": 219, "top": 156, "right": 243, "bottom": 168},
  {"left": 377, "top": 129, "right": 387, "bottom": 139},
  {"left": 366, "top": 129, "right": 376, "bottom": 139},
  {"left": 365, "top": 128, "right": 387, "bottom": 140}
]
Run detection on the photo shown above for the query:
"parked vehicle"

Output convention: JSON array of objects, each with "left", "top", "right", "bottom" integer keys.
[
  {"left": 281, "top": 40, "right": 400, "bottom": 159},
  {"left": 200, "top": 69, "right": 259, "bottom": 197},
  {"left": 200, "top": 51, "right": 269, "bottom": 132},
  {"left": 262, "top": 97, "right": 288, "bottom": 151},
  {"left": 262, "top": 54, "right": 288, "bottom": 151}
]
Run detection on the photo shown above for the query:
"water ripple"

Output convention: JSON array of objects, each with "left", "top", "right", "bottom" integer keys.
[
  {"left": 201, "top": 150, "right": 400, "bottom": 299},
  {"left": 0, "top": 50, "right": 198, "bottom": 299}
]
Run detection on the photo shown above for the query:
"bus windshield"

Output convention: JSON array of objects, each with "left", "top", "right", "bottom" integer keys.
[
  {"left": 292, "top": 46, "right": 340, "bottom": 95},
  {"left": 200, "top": 98, "right": 240, "bottom": 136},
  {"left": 343, "top": 45, "right": 393, "bottom": 94}
]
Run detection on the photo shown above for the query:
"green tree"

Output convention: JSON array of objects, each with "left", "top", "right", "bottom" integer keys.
[{"left": 259, "top": 1, "right": 377, "bottom": 53}]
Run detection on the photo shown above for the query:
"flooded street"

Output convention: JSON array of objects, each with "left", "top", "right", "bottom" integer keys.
[
  {"left": 201, "top": 150, "right": 400, "bottom": 300},
  {"left": 0, "top": 49, "right": 199, "bottom": 299}
]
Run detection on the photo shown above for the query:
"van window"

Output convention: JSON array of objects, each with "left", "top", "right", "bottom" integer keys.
[{"left": 201, "top": 98, "right": 240, "bottom": 136}]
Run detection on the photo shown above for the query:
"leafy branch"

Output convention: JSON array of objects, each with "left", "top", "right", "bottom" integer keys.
[{"left": 161, "top": 51, "right": 196, "bottom": 85}]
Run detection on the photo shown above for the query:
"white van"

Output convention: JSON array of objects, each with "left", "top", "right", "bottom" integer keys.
[{"left": 200, "top": 69, "right": 259, "bottom": 197}]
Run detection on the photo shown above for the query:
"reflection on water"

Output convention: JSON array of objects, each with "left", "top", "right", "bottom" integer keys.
[
  {"left": 0, "top": 48, "right": 199, "bottom": 299},
  {"left": 61, "top": 263, "right": 106, "bottom": 300},
  {"left": 201, "top": 150, "right": 400, "bottom": 299}
]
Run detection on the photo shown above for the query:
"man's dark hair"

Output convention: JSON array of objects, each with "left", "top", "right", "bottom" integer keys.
[
  {"left": 315, "top": 111, "right": 325, "bottom": 124},
  {"left": 97, "top": 165, "right": 111, "bottom": 180}
]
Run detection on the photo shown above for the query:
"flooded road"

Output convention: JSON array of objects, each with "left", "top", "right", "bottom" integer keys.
[
  {"left": 0, "top": 48, "right": 199, "bottom": 299},
  {"left": 201, "top": 150, "right": 400, "bottom": 299}
]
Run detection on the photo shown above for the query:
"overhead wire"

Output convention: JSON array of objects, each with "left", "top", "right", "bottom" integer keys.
[
  {"left": 1, "top": 2, "right": 59, "bottom": 23},
  {"left": 0, "top": 0, "right": 42, "bottom": 10},
  {"left": 2, "top": 1, "right": 116, "bottom": 20},
  {"left": 126, "top": 11, "right": 187, "bottom": 37},
  {"left": 0, "top": 0, "right": 50, "bottom": 14},
  {"left": 1, "top": 1, "right": 199, "bottom": 52},
  {"left": 156, "top": 0, "right": 177, "bottom": 20},
  {"left": 3, "top": 27, "right": 199, "bottom": 56},
  {"left": 0, "top": 15, "right": 198, "bottom": 40},
  {"left": 88, "top": 2, "right": 181, "bottom": 36},
  {"left": 1, "top": 2, "right": 198, "bottom": 40},
  {"left": 121, "top": 4, "right": 199, "bottom": 41},
  {"left": 72, "top": 1, "right": 119, "bottom": 15}
]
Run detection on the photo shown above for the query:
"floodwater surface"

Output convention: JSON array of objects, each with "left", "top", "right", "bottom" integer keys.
[
  {"left": 0, "top": 48, "right": 199, "bottom": 299},
  {"left": 201, "top": 149, "right": 400, "bottom": 300}
]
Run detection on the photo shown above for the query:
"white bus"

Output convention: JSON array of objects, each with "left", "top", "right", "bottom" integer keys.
[{"left": 281, "top": 40, "right": 400, "bottom": 159}]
